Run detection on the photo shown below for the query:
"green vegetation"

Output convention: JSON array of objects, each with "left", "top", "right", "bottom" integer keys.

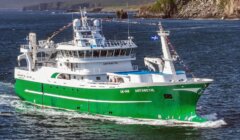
[
  {"left": 218, "top": 0, "right": 228, "bottom": 10},
  {"left": 116, "top": 9, "right": 128, "bottom": 19},
  {"left": 23, "top": 0, "right": 156, "bottom": 11},
  {"left": 148, "top": 0, "right": 177, "bottom": 17}
]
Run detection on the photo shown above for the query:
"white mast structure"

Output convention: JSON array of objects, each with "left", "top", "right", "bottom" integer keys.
[{"left": 158, "top": 23, "right": 177, "bottom": 81}]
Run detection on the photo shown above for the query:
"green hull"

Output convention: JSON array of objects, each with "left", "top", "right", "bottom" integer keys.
[{"left": 15, "top": 79, "right": 210, "bottom": 123}]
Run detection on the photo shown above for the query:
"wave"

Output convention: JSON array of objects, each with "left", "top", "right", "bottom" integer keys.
[{"left": 0, "top": 82, "right": 13, "bottom": 88}]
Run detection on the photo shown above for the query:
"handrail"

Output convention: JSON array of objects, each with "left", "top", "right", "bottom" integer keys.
[
  {"left": 20, "top": 45, "right": 30, "bottom": 49},
  {"left": 57, "top": 54, "right": 135, "bottom": 60},
  {"left": 58, "top": 40, "right": 136, "bottom": 48}
]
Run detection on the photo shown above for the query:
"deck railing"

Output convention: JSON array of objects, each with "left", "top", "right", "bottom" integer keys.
[
  {"left": 20, "top": 45, "right": 30, "bottom": 49},
  {"left": 58, "top": 40, "right": 136, "bottom": 48}
]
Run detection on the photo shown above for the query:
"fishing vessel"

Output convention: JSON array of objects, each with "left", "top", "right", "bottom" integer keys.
[{"left": 15, "top": 10, "right": 213, "bottom": 123}]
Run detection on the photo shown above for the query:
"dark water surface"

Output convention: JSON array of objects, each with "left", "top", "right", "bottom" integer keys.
[{"left": 0, "top": 11, "right": 240, "bottom": 139}]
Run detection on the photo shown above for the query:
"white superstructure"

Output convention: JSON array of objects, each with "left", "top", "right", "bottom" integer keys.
[
  {"left": 17, "top": 9, "right": 138, "bottom": 84},
  {"left": 15, "top": 9, "right": 212, "bottom": 87}
]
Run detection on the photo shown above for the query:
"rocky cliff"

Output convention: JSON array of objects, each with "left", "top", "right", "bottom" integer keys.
[
  {"left": 22, "top": 0, "right": 155, "bottom": 12},
  {"left": 138, "top": 0, "right": 240, "bottom": 18}
]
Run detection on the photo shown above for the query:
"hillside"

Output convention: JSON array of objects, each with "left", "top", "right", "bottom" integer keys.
[
  {"left": 0, "top": 0, "right": 67, "bottom": 9},
  {"left": 138, "top": 0, "right": 240, "bottom": 18},
  {"left": 22, "top": 0, "right": 155, "bottom": 11}
]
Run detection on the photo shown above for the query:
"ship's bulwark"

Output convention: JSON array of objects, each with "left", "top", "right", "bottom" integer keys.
[{"left": 15, "top": 79, "right": 210, "bottom": 123}]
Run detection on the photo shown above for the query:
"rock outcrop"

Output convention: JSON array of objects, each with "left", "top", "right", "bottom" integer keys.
[
  {"left": 116, "top": 9, "right": 128, "bottom": 19},
  {"left": 138, "top": 0, "right": 240, "bottom": 19}
]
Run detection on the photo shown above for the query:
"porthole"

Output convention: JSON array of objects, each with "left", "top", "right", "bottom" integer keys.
[
  {"left": 164, "top": 94, "right": 173, "bottom": 99},
  {"left": 96, "top": 77, "right": 101, "bottom": 80}
]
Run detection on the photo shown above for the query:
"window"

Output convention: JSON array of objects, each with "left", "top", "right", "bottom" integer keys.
[
  {"left": 96, "top": 39, "right": 102, "bottom": 45},
  {"left": 131, "top": 48, "right": 135, "bottom": 54},
  {"left": 114, "top": 49, "right": 120, "bottom": 56},
  {"left": 57, "top": 51, "right": 63, "bottom": 58},
  {"left": 73, "top": 51, "right": 78, "bottom": 57},
  {"left": 69, "top": 51, "right": 73, "bottom": 57},
  {"left": 81, "top": 31, "right": 92, "bottom": 37},
  {"left": 120, "top": 49, "right": 127, "bottom": 56},
  {"left": 78, "top": 51, "right": 84, "bottom": 58},
  {"left": 126, "top": 49, "right": 131, "bottom": 56},
  {"left": 60, "top": 50, "right": 65, "bottom": 57},
  {"left": 65, "top": 51, "right": 69, "bottom": 57},
  {"left": 93, "top": 50, "right": 100, "bottom": 57},
  {"left": 164, "top": 94, "right": 173, "bottom": 99},
  {"left": 96, "top": 77, "right": 101, "bottom": 80},
  {"left": 85, "top": 50, "right": 92, "bottom": 58},
  {"left": 100, "top": 50, "right": 107, "bottom": 57},
  {"left": 107, "top": 50, "right": 114, "bottom": 57}
]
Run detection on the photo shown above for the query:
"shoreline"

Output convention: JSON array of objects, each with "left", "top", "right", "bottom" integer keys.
[{"left": 5, "top": 9, "right": 240, "bottom": 21}]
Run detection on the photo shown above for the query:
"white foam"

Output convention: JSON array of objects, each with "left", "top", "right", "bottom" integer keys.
[
  {"left": 0, "top": 94, "right": 18, "bottom": 106},
  {"left": 202, "top": 113, "right": 218, "bottom": 121},
  {"left": 0, "top": 82, "right": 14, "bottom": 88},
  {"left": 0, "top": 94, "right": 19, "bottom": 100},
  {"left": 10, "top": 100, "right": 227, "bottom": 128}
]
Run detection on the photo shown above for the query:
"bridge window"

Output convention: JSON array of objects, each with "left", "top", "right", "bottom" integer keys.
[
  {"left": 81, "top": 31, "right": 92, "bottom": 38},
  {"left": 78, "top": 51, "right": 84, "bottom": 58},
  {"left": 107, "top": 50, "right": 114, "bottom": 57},
  {"left": 73, "top": 51, "right": 78, "bottom": 57},
  {"left": 114, "top": 49, "right": 120, "bottom": 56},
  {"left": 131, "top": 48, "right": 135, "bottom": 54},
  {"left": 58, "top": 48, "right": 134, "bottom": 59},
  {"left": 126, "top": 49, "right": 131, "bottom": 56},
  {"left": 85, "top": 50, "right": 92, "bottom": 58},
  {"left": 93, "top": 50, "right": 100, "bottom": 57},
  {"left": 69, "top": 51, "right": 73, "bottom": 57},
  {"left": 57, "top": 51, "right": 63, "bottom": 58},
  {"left": 100, "top": 50, "right": 107, "bottom": 57},
  {"left": 65, "top": 51, "right": 69, "bottom": 57},
  {"left": 120, "top": 49, "right": 127, "bottom": 56}
]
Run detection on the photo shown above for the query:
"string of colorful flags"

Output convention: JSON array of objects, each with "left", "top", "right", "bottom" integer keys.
[
  {"left": 47, "top": 22, "right": 73, "bottom": 42},
  {"left": 165, "top": 37, "right": 195, "bottom": 78},
  {"left": 45, "top": 18, "right": 195, "bottom": 77}
]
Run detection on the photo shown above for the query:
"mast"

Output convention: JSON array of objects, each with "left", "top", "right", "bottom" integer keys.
[
  {"left": 80, "top": 7, "right": 88, "bottom": 28},
  {"left": 29, "top": 32, "right": 37, "bottom": 71},
  {"left": 158, "top": 23, "right": 177, "bottom": 80}
]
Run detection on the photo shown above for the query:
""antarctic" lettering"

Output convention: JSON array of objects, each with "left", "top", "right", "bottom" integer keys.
[{"left": 135, "top": 88, "right": 155, "bottom": 93}]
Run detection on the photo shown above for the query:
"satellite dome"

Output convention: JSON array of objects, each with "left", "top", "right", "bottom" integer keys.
[
  {"left": 73, "top": 19, "right": 81, "bottom": 27},
  {"left": 93, "top": 19, "right": 100, "bottom": 27}
]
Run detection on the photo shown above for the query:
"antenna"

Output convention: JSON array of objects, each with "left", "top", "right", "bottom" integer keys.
[
  {"left": 127, "top": 2, "right": 130, "bottom": 39},
  {"left": 101, "top": 19, "right": 103, "bottom": 35}
]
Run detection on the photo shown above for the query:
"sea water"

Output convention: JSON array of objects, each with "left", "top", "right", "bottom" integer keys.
[{"left": 0, "top": 11, "right": 239, "bottom": 139}]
